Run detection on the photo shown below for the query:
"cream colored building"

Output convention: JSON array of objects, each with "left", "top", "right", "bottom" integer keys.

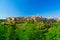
[{"left": 54, "top": 18, "right": 60, "bottom": 21}]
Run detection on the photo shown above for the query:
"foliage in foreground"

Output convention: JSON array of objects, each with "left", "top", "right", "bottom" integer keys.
[{"left": 0, "top": 20, "right": 60, "bottom": 40}]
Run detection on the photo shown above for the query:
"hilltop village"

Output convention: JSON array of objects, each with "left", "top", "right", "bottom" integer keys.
[
  {"left": 6, "top": 15, "right": 60, "bottom": 22},
  {"left": 0, "top": 15, "right": 60, "bottom": 40},
  {"left": 0, "top": 15, "right": 60, "bottom": 24}
]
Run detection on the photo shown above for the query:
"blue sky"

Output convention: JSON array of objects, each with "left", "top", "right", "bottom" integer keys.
[{"left": 0, "top": 0, "right": 60, "bottom": 19}]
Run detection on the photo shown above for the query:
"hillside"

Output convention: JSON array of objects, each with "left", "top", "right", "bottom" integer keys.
[{"left": 0, "top": 16, "right": 60, "bottom": 40}]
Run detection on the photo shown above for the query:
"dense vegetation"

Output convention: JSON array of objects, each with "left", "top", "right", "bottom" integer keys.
[{"left": 0, "top": 19, "right": 60, "bottom": 40}]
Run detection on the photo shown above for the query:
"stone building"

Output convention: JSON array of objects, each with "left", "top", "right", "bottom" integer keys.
[
  {"left": 54, "top": 18, "right": 60, "bottom": 21},
  {"left": 26, "top": 16, "right": 42, "bottom": 21},
  {"left": 6, "top": 17, "right": 14, "bottom": 22},
  {"left": 6, "top": 17, "right": 26, "bottom": 22}
]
